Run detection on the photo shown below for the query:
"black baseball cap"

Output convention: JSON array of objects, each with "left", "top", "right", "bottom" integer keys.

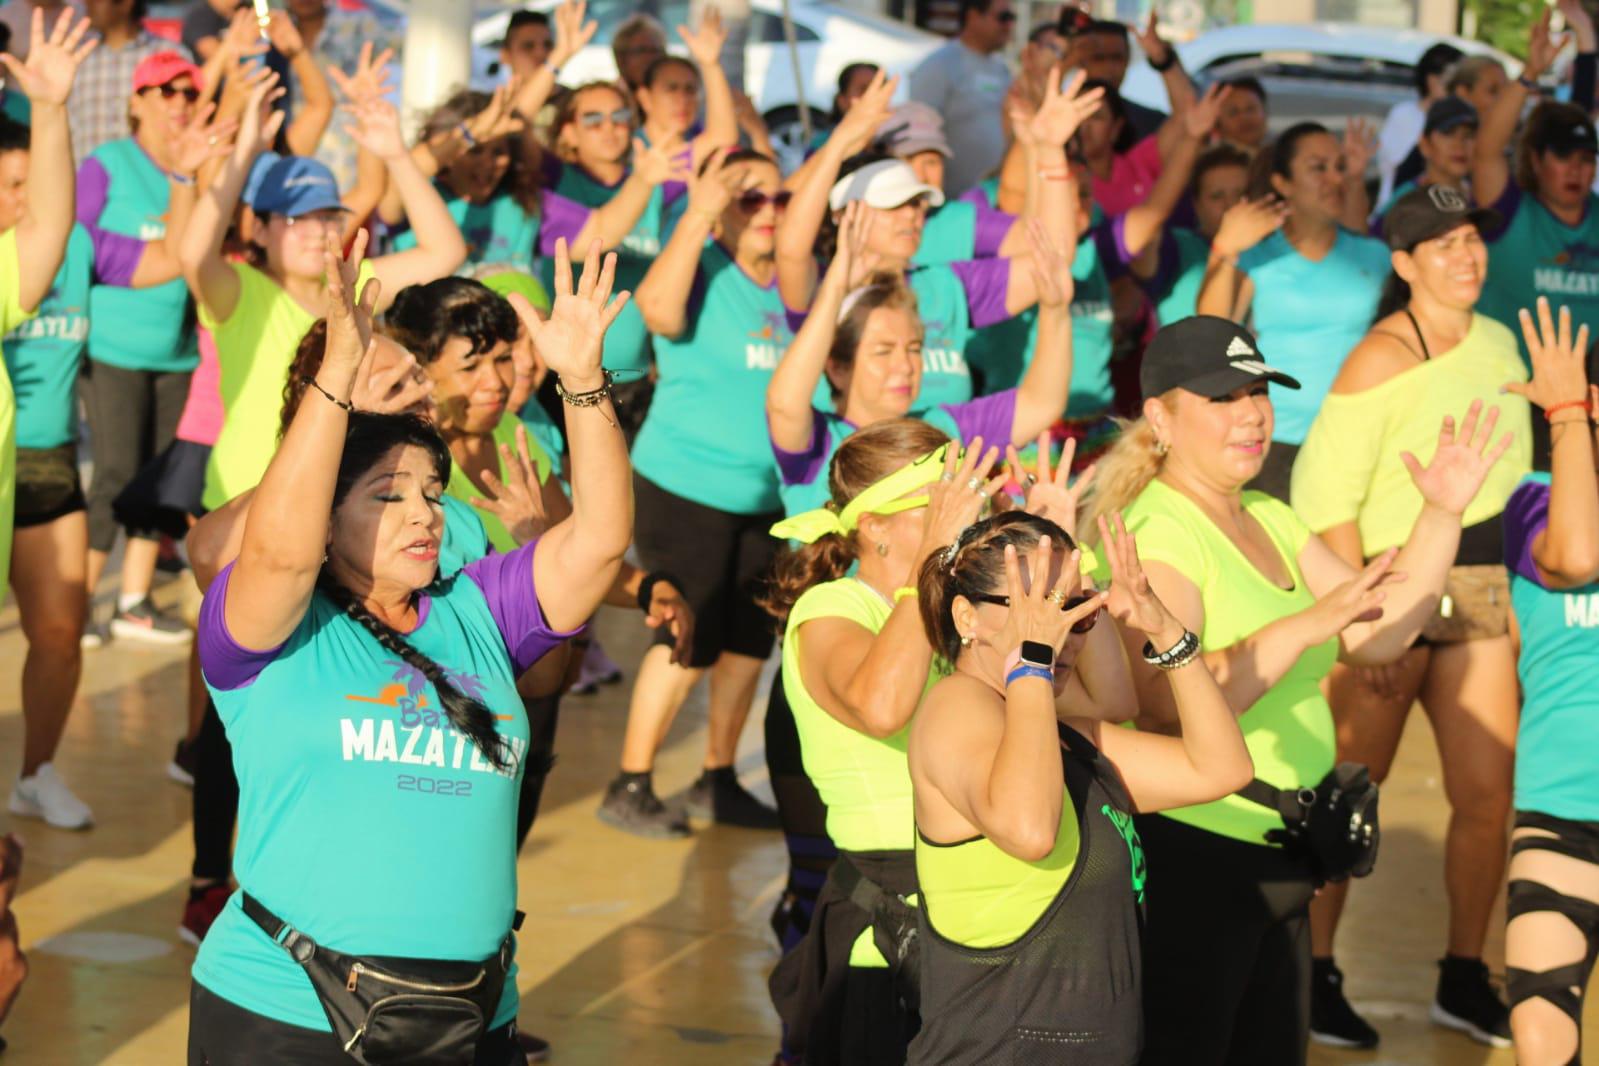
[
  {"left": 1533, "top": 115, "right": 1599, "bottom": 156},
  {"left": 1424, "top": 96, "right": 1478, "bottom": 136},
  {"left": 1382, "top": 183, "right": 1500, "bottom": 251},
  {"left": 1140, "top": 316, "right": 1300, "bottom": 400}
]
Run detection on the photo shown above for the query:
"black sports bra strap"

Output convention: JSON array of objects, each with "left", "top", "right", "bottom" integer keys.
[{"left": 1403, "top": 308, "right": 1433, "bottom": 361}]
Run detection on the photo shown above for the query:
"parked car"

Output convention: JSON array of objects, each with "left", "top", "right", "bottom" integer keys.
[
  {"left": 1120, "top": 23, "right": 1519, "bottom": 138},
  {"left": 470, "top": 0, "right": 942, "bottom": 170}
]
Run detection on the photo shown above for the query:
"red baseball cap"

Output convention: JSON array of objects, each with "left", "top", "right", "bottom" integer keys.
[{"left": 132, "top": 52, "right": 204, "bottom": 94}]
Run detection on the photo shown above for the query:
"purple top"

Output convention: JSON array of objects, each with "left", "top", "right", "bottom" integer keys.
[
  {"left": 72, "top": 155, "right": 148, "bottom": 286},
  {"left": 948, "top": 256, "right": 1014, "bottom": 328},
  {"left": 1481, "top": 181, "right": 1523, "bottom": 242},
  {"left": 535, "top": 190, "right": 592, "bottom": 258},
  {"left": 770, "top": 390, "right": 1018, "bottom": 487},
  {"left": 199, "top": 539, "right": 582, "bottom": 690},
  {"left": 1503, "top": 478, "right": 1549, "bottom": 586},
  {"left": 973, "top": 201, "right": 1014, "bottom": 258}
]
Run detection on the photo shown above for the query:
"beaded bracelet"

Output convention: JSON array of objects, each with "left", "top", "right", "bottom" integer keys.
[{"left": 1142, "top": 630, "right": 1200, "bottom": 671}]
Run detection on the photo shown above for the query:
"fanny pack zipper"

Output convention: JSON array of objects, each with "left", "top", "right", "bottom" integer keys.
[{"left": 345, "top": 962, "right": 485, "bottom": 995}]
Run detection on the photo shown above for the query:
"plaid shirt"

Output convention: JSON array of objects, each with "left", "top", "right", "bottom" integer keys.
[
  {"left": 68, "top": 31, "right": 191, "bottom": 163},
  {"left": 291, "top": 8, "right": 401, "bottom": 192}
]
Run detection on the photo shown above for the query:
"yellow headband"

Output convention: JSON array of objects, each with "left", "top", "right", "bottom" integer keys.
[{"left": 770, "top": 445, "right": 949, "bottom": 543}]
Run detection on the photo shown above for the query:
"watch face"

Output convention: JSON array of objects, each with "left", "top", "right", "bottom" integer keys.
[{"left": 1021, "top": 640, "right": 1054, "bottom": 668}]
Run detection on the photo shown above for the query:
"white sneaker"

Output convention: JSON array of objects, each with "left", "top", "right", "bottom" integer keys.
[{"left": 9, "top": 764, "right": 94, "bottom": 830}]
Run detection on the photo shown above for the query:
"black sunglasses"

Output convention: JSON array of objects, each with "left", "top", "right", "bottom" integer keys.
[
  {"left": 149, "top": 84, "right": 200, "bottom": 102},
  {"left": 736, "top": 189, "right": 793, "bottom": 212},
  {"left": 996, "top": 10, "right": 1017, "bottom": 22},
  {"left": 969, "top": 592, "right": 1100, "bottom": 633}
]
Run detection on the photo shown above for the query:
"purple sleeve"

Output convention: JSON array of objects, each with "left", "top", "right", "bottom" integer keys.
[
  {"left": 75, "top": 157, "right": 145, "bottom": 286},
  {"left": 942, "top": 388, "right": 1017, "bottom": 448},
  {"left": 196, "top": 563, "right": 288, "bottom": 691},
  {"left": 1503, "top": 480, "right": 1551, "bottom": 586},
  {"left": 958, "top": 184, "right": 994, "bottom": 210},
  {"left": 75, "top": 157, "right": 110, "bottom": 229},
  {"left": 660, "top": 146, "right": 692, "bottom": 206},
  {"left": 1482, "top": 182, "right": 1522, "bottom": 243},
  {"left": 948, "top": 258, "right": 1012, "bottom": 329},
  {"left": 460, "top": 539, "right": 587, "bottom": 674},
  {"left": 1090, "top": 217, "right": 1131, "bottom": 281},
  {"left": 1142, "top": 228, "right": 1179, "bottom": 297},
  {"left": 536, "top": 192, "right": 594, "bottom": 258},
  {"left": 769, "top": 408, "right": 830, "bottom": 487},
  {"left": 784, "top": 305, "right": 810, "bottom": 334},
  {"left": 972, "top": 201, "right": 1016, "bottom": 258}
]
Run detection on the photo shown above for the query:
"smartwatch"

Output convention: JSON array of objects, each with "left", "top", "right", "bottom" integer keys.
[{"left": 1020, "top": 641, "right": 1054, "bottom": 670}]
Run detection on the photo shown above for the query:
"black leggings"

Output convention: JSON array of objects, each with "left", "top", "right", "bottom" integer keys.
[
  {"left": 1136, "top": 814, "right": 1318, "bottom": 1066},
  {"left": 192, "top": 692, "right": 561, "bottom": 881},
  {"left": 1506, "top": 810, "right": 1599, "bottom": 1066},
  {"left": 187, "top": 981, "right": 523, "bottom": 1065}
]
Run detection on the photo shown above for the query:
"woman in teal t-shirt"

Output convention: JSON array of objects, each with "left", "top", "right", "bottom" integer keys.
[
  {"left": 187, "top": 238, "right": 632, "bottom": 1062},
  {"left": 1499, "top": 307, "right": 1599, "bottom": 1065},
  {"left": 599, "top": 148, "right": 795, "bottom": 838},
  {"left": 1471, "top": 14, "right": 1599, "bottom": 469},
  {"left": 1197, "top": 122, "right": 1391, "bottom": 500},
  {"left": 1131, "top": 143, "right": 1253, "bottom": 326}
]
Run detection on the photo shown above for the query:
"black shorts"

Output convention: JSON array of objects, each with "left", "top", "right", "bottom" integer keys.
[
  {"left": 187, "top": 981, "right": 523, "bottom": 1065},
  {"left": 14, "top": 443, "right": 86, "bottom": 528},
  {"left": 112, "top": 437, "right": 211, "bottom": 541},
  {"left": 633, "top": 473, "right": 779, "bottom": 669}
]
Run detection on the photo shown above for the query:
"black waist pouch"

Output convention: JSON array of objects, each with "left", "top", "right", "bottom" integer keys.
[
  {"left": 1236, "top": 762, "right": 1381, "bottom": 886},
  {"left": 242, "top": 892, "right": 518, "bottom": 1065}
]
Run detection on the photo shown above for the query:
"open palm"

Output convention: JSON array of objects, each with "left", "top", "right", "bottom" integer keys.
[
  {"left": 1403, "top": 400, "right": 1513, "bottom": 516},
  {"left": 2, "top": 9, "right": 96, "bottom": 106},
  {"left": 515, "top": 239, "right": 628, "bottom": 387}
]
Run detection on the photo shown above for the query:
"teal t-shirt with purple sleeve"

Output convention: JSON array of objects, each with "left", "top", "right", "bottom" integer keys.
[
  {"left": 771, "top": 390, "right": 1017, "bottom": 516},
  {"left": 1504, "top": 473, "right": 1599, "bottom": 821},
  {"left": 393, "top": 185, "right": 591, "bottom": 278},
  {"left": 912, "top": 199, "right": 1015, "bottom": 266},
  {"left": 191, "top": 538, "right": 581, "bottom": 1031}
]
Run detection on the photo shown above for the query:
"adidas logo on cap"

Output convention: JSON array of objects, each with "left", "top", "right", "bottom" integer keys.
[{"left": 1225, "top": 336, "right": 1255, "bottom": 359}]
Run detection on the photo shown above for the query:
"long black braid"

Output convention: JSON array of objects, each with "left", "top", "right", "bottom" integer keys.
[{"left": 324, "top": 412, "right": 513, "bottom": 771}]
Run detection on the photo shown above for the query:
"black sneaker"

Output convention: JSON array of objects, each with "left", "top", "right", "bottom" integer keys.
[
  {"left": 1309, "top": 957, "right": 1379, "bottom": 1049},
  {"left": 685, "top": 767, "right": 781, "bottom": 829},
  {"left": 515, "top": 1028, "right": 551, "bottom": 1062},
  {"left": 1431, "top": 955, "right": 1512, "bottom": 1048},
  {"left": 596, "top": 774, "right": 690, "bottom": 839},
  {"left": 109, "top": 598, "right": 192, "bottom": 647}
]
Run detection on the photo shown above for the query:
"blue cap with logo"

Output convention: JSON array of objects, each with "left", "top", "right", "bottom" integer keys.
[{"left": 249, "top": 155, "right": 348, "bottom": 217}]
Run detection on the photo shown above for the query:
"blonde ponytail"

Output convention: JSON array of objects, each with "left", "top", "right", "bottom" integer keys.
[{"left": 1080, "top": 415, "right": 1166, "bottom": 544}]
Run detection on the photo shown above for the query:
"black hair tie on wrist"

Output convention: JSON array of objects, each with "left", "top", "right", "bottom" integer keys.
[
  {"left": 637, "top": 571, "right": 683, "bottom": 614},
  {"left": 1149, "top": 49, "right": 1179, "bottom": 73},
  {"left": 301, "top": 376, "right": 354, "bottom": 413}
]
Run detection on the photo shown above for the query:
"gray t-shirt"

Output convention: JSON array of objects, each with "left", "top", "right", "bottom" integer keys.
[{"left": 908, "top": 40, "right": 1011, "bottom": 197}]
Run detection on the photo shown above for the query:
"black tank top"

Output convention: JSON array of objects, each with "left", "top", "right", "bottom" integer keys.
[{"left": 908, "top": 724, "right": 1146, "bottom": 1066}]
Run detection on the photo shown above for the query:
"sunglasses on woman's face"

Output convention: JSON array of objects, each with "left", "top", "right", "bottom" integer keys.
[
  {"left": 578, "top": 108, "right": 633, "bottom": 130},
  {"left": 736, "top": 189, "right": 793, "bottom": 212},
  {"left": 969, "top": 592, "right": 1100, "bottom": 634},
  {"left": 149, "top": 84, "right": 200, "bottom": 103}
]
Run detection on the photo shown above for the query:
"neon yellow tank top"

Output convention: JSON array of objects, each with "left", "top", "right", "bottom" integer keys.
[
  {"left": 1291, "top": 314, "right": 1532, "bottom": 553},
  {"left": 1103, "top": 478, "right": 1339, "bottom": 845},
  {"left": 915, "top": 794, "right": 1079, "bottom": 949},
  {"left": 783, "top": 577, "right": 938, "bottom": 966},
  {"left": 444, "top": 412, "right": 554, "bottom": 554}
]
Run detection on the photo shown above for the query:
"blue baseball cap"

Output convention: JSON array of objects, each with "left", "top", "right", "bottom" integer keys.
[
  {"left": 241, "top": 151, "right": 282, "bottom": 209},
  {"left": 249, "top": 155, "right": 347, "bottom": 217}
]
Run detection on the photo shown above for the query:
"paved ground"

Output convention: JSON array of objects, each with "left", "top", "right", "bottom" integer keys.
[{"left": 0, "top": 571, "right": 1586, "bottom": 1063}]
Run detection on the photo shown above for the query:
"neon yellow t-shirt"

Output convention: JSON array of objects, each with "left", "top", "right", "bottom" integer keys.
[
  {"left": 784, "top": 577, "right": 937, "bottom": 966},
  {"left": 443, "top": 413, "right": 554, "bottom": 554},
  {"left": 1105, "top": 478, "right": 1339, "bottom": 845},
  {"left": 1291, "top": 314, "right": 1532, "bottom": 554},
  {"left": 0, "top": 228, "right": 38, "bottom": 592},
  {"left": 201, "top": 260, "right": 375, "bottom": 511}
]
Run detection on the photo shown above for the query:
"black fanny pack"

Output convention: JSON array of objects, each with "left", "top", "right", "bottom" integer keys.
[
  {"left": 1236, "top": 762, "right": 1380, "bottom": 885},
  {"left": 832, "top": 853, "right": 922, "bottom": 1013},
  {"left": 242, "top": 892, "right": 519, "bottom": 1065}
]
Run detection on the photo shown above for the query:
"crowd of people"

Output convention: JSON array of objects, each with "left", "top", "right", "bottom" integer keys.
[{"left": 2, "top": 0, "right": 1599, "bottom": 1062}]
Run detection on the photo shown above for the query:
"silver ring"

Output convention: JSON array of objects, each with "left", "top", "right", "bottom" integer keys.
[
  {"left": 966, "top": 476, "right": 983, "bottom": 492},
  {"left": 1024, "top": 472, "right": 1038, "bottom": 487},
  {"left": 208, "top": 136, "right": 218, "bottom": 146},
  {"left": 939, "top": 472, "right": 954, "bottom": 482}
]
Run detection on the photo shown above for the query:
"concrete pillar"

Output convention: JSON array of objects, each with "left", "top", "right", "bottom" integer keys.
[{"left": 400, "top": 0, "right": 474, "bottom": 136}]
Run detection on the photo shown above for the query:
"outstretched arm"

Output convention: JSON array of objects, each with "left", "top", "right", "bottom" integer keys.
[
  {"left": 1122, "top": 83, "right": 1225, "bottom": 256},
  {"left": 635, "top": 149, "right": 741, "bottom": 337},
  {"left": 678, "top": 8, "right": 739, "bottom": 156},
  {"left": 572, "top": 135, "right": 691, "bottom": 251},
  {"left": 1010, "top": 220, "right": 1074, "bottom": 443},
  {"left": 1476, "top": 9, "right": 1562, "bottom": 207}
]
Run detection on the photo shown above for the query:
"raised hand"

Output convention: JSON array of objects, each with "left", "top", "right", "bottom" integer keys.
[
  {"left": 1184, "top": 83, "right": 1230, "bottom": 141},
  {"left": 828, "top": 199, "right": 883, "bottom": 289},
  {"left": 686, "top": 147, "right": 745, "bottom": 220},
  {"left": 1525, "top": 6, "right": 1567, "bottom": 83},
  {"left": 170, "top": 102, "right": 240, "bottom": 179},
  {"left": 466, "top": 83, "right": 527, "bottom": 144},
  {"left": 1512, "top": 296, "right": 1592, "bottom": 414},
  {"left": 832, "top": 69, "right": 899, "bottom": 156},
  {"left": 1341, "top": 116, "right": 1375, "bottom": 181},
  {"left": 341, "top": 95, "right": 407, "bottom": 161},
  {"left": 323, "top": 229, "right": 380, "bottom": 370},
  {"left": 1025, "top": 218, "right": 1074, "bottom": 310},
  {"left": 915, "top": 439, "right": 1007, "bottom": 569},
  {"left": 676, "top": 5, "right": 726, "bottom": 68},
  {"left": 235, "top": 71, "right": 287, "bottom": 161},
  {"left": 510, "top": 239, "right": 628, "bottom": 391},
  {"left": 551, "top": 0, "right": 598, "bottom": 68},
  {"left": 1299, "top": 548, "right": 1400, "bottom": 646},
  {"left": 328, "top": 41, "right": 397, "bottom": 106},
  {"left": 1009, "top": 435, "right": 1093, "bottom": 538},
  {"left": 644, "top": 578, "right": 696, "bottom": 666},
  {"left": 470, "top": 423, "right": 554, "bottom": 545},
  {"left": 1559, "top": 0, "right": 1597, "bottom": 52},
  {"left": 351, "top": 341, "right": 432, "bottom": 415},
  {"left": 1016, "top": 68, "right": 1105, "bottom": 148},
  {"left": 1133, "top": 8, "right": 1174, "bottom": 69},
  {"left": 1211, "top": 196, "right": 1289, "bottom": 258},
  {"left": 1098, "top": 513, "right": 1181, "bottom": 640},
  {"left": 1403, "top": 400, "right": 1514, "bottom": 515},
  {"left": 2, "top": 8, "right": 96, "bottom": 106},
  {"left": 264, "top": 10, "right": 306, "bottom": 60},
  {"left": 991, "top": 537, "right": 1106, "bottom": 661},
  {"left": 633, "top": 134, "right": 693, "bottom": 187}
]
